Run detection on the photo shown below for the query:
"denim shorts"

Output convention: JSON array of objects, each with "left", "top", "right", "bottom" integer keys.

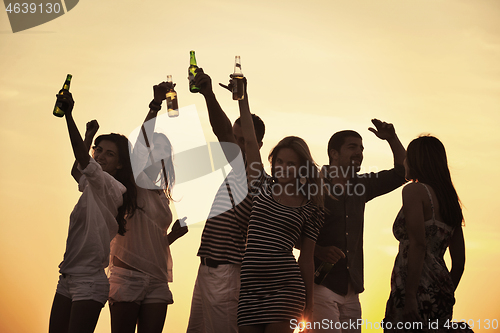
[
  {"left": 108, "top": 266, "right": 173, "bottom": 305},
  {"left": 56, "top": 270, "right": 109, "bottom": 306}
]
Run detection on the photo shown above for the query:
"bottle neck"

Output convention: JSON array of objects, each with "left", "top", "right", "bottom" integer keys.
[
  {"left": 190, "top": 52, "right": 197, "bottom": 66},
  {"left": 234, "top": 57, "right": 242, "bottom": 75}
]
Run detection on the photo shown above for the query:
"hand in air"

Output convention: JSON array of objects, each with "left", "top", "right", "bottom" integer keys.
[{"left": 368, "top": 119, "right": 396, "bottom": 141}]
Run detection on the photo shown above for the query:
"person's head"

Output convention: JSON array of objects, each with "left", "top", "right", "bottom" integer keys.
[
  {"left": 268, "top": 136, "right": 323, "bottom": 208},
  {"left": 234, "top": 114, "right": 265, "bottom": 154},
  {"left": 327, "top": 130, "right": 363, "bottom": 172},
  {"left": 405, "top": 135, "right": 463, "bottom": 227},
  {"left": 93, "top": 133, "right": 138, "bottom": 235}
]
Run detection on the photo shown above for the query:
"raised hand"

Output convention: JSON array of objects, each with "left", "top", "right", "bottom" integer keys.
[
  {"left": 85, "top": 119, "right": 99, "bottom": 138},
  {"left": 56, "top": 90, "right": 75, "bottom": 115},
  {"left": 368, "top": 118, "right": 396, "bottom": 141},
  {"left": 193, "top": 68, "right": 213, "bottom": 96},
  {"left": 153, "top": 82, "right": 172, "bottom": 103}
]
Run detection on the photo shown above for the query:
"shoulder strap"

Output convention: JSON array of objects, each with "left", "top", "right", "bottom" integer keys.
[{"left": 419, "top": 183, "right": 435, "bottom": 220}]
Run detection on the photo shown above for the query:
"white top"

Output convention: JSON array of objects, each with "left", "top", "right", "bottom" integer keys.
[
  {"left": 59, "top": 158, "right": 126, "bottom": 275},
  {"left": 110, "top": 137, "right": 174, "bottom": 282}
]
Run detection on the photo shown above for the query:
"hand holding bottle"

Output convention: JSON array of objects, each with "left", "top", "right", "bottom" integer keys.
[
  {"left": 193, "top": 68, "right": 214, "bottom": 96},
  {"left": 153, "top": 82, "right": 171, "bottom": 103},
  {"left": 56, "top": 90, "right": 75, "bottom": 116}
]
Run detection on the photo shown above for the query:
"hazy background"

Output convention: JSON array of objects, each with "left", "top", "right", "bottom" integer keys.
[{"left": 0, "top": 0, "right": 499, "bottom": 332}]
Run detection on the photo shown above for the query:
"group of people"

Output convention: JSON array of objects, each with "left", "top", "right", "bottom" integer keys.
[{"left": 48, "top": 66, "right": 466, "bottom": 333}]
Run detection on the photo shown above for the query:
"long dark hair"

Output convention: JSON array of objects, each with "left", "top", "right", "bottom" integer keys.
[
  {"left": 268, "top": 136, "right": 324, "bottom": 209},
  {"left": 94, "top": 133, "right": 138, "bottom": 235},
  {"left": 406, "top": 135, "right": 463, "bottom": 227}
]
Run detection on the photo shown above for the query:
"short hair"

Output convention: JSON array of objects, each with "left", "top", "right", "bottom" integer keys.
[
  {"left": 327, "top": 130, "right": 362, "bottom": 164},
  {"left": 235, "top": 114, "right": 265, "bottom": 144}
]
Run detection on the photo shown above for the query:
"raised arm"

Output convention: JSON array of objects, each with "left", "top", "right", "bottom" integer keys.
[
  {"left": 71, "top": 120, "right": 99, "bottom": 183},
  {"left": 194, "top": 68, "right": 235, "bottom": 144},
  {"left": 59, "top": 91, "right": 91, "bottom": 179},
  {"left": 237, "top": 78, "right": 262, "bottom": 182},
  {"left": 368, "top": 118, "right": 405, "bottom": 167},
  {"left": 401, "top": 183, "right": 426, "bottom": 322}
]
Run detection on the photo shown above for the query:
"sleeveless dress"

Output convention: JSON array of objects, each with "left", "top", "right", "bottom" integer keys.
[
  {"left": 237, "top": 182, "right": 324, "bottom": 326},
  {"left": 384, "top": 183, "right": 456, "bottom": 331}
]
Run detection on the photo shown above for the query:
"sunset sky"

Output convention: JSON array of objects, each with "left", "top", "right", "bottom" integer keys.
[{"left": 0, "top": 0, "right": 499, "bottom": 332}]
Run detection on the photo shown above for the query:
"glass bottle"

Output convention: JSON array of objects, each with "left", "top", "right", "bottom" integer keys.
[
  {"left": 188, "top": 50, "right": 200, "bottom": 93},
  {"left": 232, "top": 56, "right": 244, "bottom": 100},
  {"left": 166, "top": 75, "right": 179, "bottom": 117},
  {"left": 53, "top": 74, "right": 72, "bottom": 117},
  {"left": 314, "top": 261, "right": 334, "bottom": 285}
]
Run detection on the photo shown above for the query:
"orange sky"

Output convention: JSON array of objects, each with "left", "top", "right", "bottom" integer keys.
[{"left": 0, "top": 0, "right": 499, "bottom": 332}]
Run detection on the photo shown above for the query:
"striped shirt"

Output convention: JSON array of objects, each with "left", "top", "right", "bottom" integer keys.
[{"left": 196, "top": 161, "right": 254, "bottom": 264}]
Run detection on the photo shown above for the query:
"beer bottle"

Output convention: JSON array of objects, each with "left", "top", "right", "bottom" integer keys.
[
  {"left": 314, "top": 261, "right": 334, "bottom": 285},
  {"left": 53, "top": 74, "right": 72, "bottom": 117},
  {"left": 166, "top": 75, "right": 179, "bottom": 118},
  {"left": 188, "top": 50, "right": 200, "bottom": 93},
  {"left": 232, "top": 56, "right": 244, "bottom": 100}
]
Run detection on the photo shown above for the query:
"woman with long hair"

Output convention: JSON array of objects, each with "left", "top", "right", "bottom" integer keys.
[
  {"left": 235, "top": 78, "right": 324, "bottom": 333},
  {"left": 108, "top": 82, "right": 187, "bottom": 333},
  {"left": 384, "top": 135, "right": 466, "bottom": 332},
  {"left": 49, "top": 91, "right": 137, "bottom": 333}
]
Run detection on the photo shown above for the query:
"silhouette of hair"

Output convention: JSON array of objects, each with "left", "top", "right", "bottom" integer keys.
[
  {"left": 406, "top": 135, "right": 463, "bottom": 227},
  {"left": 268, "top": 136, "right": 324, "bottom": 209},
  {"left": 235, "top": 114, "right": 265, "bottom": 144},
  {"left": 327, "top": 130, "right": 362, "bottom": 164},
  {"left": 94, "top": 133, "right": 138, "bottom": 235}
]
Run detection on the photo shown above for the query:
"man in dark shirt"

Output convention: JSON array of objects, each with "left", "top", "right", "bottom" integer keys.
[{"left": 312, "top": 119, "right": 406, "bottom": 332}]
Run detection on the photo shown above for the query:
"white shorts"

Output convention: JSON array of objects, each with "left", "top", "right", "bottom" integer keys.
[
  {"left": 56, "top": 270, "right": 109, "bottom": 306},
  {"left": 108, "top": 266, "right": 173, "bottom": 305}
]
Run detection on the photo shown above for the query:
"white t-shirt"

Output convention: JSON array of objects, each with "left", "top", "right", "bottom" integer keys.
[
  {"left": 111, "top": 137, "right": 174, "bottom": 282},
  {"left": 59, "top": 158, "right": 126, "bottom": 275}
]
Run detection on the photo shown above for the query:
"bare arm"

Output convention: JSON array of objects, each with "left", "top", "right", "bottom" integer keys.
[
  {"left": 71, "top": 120, "right": 100, "bottom": 183},
  {"left": 59, "top": 91, "right": 91, "bottom": 178},
  {"left": 449, "top": 225, "right": 465, "bottom": 290},
  {"left": 401, "top": 183, "right": 426, "bottom": 322},
  {"left": 368, "top": 119, "right": 405, "bottom": 167},
  {"left": 194, "top": 68, "right": 235, "bottom": 143},
  {"left": 299, "top": 237, "right": 316, "bottom": 323},
  {"left": 237, "top": 78, "right": 262, "bottom": 182}
]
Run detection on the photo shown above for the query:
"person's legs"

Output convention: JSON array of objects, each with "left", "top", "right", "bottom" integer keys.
[
  {"left": 109, "top": 302, "right": 140, "bottom": 333},
  {"left": 137, "top": 303, "right": 168, "bottom": 333},
  {"left": 186, "top": 265, "right": 206, "bottom": 333},
  {"left": 312, "top": 284, "right": 342, "bottom": 332},
  {"left": 187, "top": 263, "right": 240, "bottom": 333},
  {"left": 109, "top": 266, "right": 149, "bottom": 333},
  {"left": 49, "top": 293, "right": 72, "bottom": 333},
  {"left": 337, "top": 284, "right": 361, "bottom": 333},
  {"left": 67, "top": 300, "right": 104, "bottom": 333}
]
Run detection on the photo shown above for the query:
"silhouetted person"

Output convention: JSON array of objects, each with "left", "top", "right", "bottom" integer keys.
[
  {"left": 186, "top": 69, "right": 265, "bottom": 333},
  {"left": 108, "top": 82, "right": 188, "bottom": 333},
  {"left": 235, "top": 77, "right": 324, "bottom": 333},
  {"left": 384, "top": 136, "right": 466, "bottom": 332},
  {"left": 313, "top": 120, "right": 406, "bottom": 332},
  {"left": 49, "top": 91, "right": 138, "bottom": 333}
]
